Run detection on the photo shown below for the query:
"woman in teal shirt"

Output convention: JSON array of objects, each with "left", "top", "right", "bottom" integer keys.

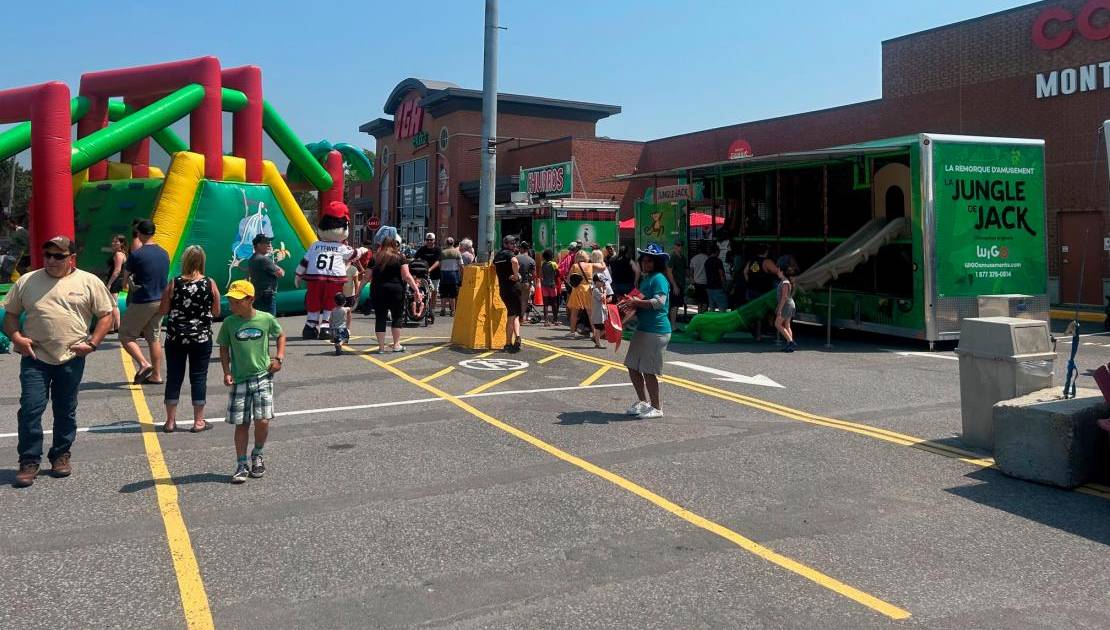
[{"left": 622, "top": 243, "right": 671, "bottom": 419}]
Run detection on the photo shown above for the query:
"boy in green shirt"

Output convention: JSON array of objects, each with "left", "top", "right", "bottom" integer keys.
[{"left": 217, "top": 280, "right": 286, "bottom": 484}]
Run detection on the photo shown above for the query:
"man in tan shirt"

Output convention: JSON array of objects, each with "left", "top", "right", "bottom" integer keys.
[{"left": 3, "top": 236, "right": 114, "bottom": 488}]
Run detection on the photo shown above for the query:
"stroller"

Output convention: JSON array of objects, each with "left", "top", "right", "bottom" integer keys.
[
  {"left": 404, "top": 257, "right": 434, "bottom": 327},
  {"left": 524, "top": 282, "right": 544, "bottom": 325}
]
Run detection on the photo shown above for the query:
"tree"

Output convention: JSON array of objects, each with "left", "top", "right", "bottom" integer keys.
[
  {"left": 0, "top": 159, "right": 32, "bottom": 220},
  {"left": 294, "top": 190, "right": 319, "bottom": 225},
  {"left": 344, "top": 149, "right": 375, "bottom": 202}
]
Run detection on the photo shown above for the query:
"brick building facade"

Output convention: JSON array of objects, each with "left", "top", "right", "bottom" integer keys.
[
  {"left": 359, "top": 0, "right": 1109, "bottom": 303},
  {"left": 626, "top": 0, "right": 1110, "bottom": 304},
  {"left": 358, "top": 79, "right": 638, "bottom": 247}
]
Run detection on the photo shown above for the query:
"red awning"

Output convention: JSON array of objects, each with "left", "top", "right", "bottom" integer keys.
[
  {"left": 619, "top": 212, "right": 723, "bottom": 230},
  {"left": 690, "top": 212, "right": 725, "bottom": 227}
]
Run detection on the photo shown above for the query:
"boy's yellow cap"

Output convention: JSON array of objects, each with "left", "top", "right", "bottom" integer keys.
[{"left": 226, "top": 279, "right": 255, "bottom": 300}]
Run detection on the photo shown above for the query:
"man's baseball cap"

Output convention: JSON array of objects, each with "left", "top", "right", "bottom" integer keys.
[
  {"left": 252, "top": 233, "right": 273, "bottom": 245},
  {"left": 569, "top": 241, "right": 580, "bottom": 249},
  {"left": 425, "top": 232, "right": 436, "bottom": 240},
  {"left": 135, "top": 219, "right": 156, "bottom": 236},
  {"left": 42, "top": 235, "right": 75, "bottom": 253},
  {"left": 226, "top": 279, "right": 256, "bottom": 300}
]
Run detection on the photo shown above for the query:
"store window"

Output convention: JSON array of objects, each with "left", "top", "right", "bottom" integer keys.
[{"left": 396, "top": 158, "right": 429, "bottom": 245}]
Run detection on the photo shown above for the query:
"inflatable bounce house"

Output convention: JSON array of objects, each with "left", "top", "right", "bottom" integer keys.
[{"left": 0, "top": 57, "right": 371, "bottom": 314}]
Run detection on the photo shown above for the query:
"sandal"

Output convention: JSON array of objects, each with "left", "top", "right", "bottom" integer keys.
[
  {"left": 162, "top": 421, "right": 175, "bottom": 433},
  {"left": 189, "top": 422, "right": 211, "bottom": 433},
  {"left": 392, "top": 345, "right": 406, "bottom": 353},
  {"left": 134, "top": 366, "right": 153, "bottom": 385}
]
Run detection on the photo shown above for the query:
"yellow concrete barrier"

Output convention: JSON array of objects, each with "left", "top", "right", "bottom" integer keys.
[{"left": 451, "top": 264, "right": 508, "bottom": 350}]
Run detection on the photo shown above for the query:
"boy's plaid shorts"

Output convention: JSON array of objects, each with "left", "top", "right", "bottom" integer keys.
[{"left": 226, "top": 373, "right": 275, "bottom": 426}]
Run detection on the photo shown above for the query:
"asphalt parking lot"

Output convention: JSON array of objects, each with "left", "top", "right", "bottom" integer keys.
[{"left": 3, "top": 313, "right": 1110, "bottom": 629}]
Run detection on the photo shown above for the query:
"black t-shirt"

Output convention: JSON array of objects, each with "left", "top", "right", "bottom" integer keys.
[
  {"left": 705, "top": 256, "right": 725, "bottom": 290},
  {"left": 492, "top": 249, "right": 517, "bottom": 287},
  {"left": 414, "top": 245, "right": 443, "bottom": 280},
  {"left": 371, "top": 254, "right": 404, "bottom": 289},
  {"left": 248, "top": 253, "right": 281, "bottom": 295},
  {"left": 747, "top": 256, "right": 775, "bottom": 294},
  {"left": 516, "top": 253, "right": 536, "bottom": 283},
  {"left": 610, "top": 257, "right": 635, "bottom": 285}
]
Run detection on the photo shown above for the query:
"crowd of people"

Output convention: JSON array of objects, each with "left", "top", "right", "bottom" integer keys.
[
  {"left": 4, "top": 221, "right": 284, "bottom": 488},
  {"left": 2, "top": 216, "right": 805, "bottom": 488}
]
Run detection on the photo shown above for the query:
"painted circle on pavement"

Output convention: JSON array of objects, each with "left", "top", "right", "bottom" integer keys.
[{"left": 458, "top": 358, "right": 529, "bottom": 371}]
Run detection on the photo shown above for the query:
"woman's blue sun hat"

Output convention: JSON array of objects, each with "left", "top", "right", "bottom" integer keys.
[
  {"left": 636, "top": 242, "right": 670, "bottom": 263},
  {"left": 374, "top": 225, "right": 400, "bottom": 247}
]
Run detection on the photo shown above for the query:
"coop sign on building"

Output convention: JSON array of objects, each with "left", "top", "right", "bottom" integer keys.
[
  {"left": 519, "top": 161, "right": 572, "bottom": 197},
  {"left": 1031, "top": 1, "right": 1110, "bottom": 99}
]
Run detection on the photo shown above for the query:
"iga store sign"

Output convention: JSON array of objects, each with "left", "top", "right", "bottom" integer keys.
[
  {"left": 520, "top": 162, "right": 572, "bottom": 197},
  {"left": 395, "top": 99, "right": 425, "bottom": 140},
  {"left": 932, "top": 141, "right": 1046, "bottom": 298}
]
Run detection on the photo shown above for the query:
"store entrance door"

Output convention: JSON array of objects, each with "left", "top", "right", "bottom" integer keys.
[{"left": 1059, "top": 211, "right": 1104, "bottom": 305}]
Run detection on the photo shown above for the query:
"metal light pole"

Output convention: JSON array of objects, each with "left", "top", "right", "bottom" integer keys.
[{"left": 477, "top": 0, "right": 499, "bottom": 261}]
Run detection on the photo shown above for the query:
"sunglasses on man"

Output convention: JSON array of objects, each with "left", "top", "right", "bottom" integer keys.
[{"left": 42, "top": 251, "right": 71, "bottom": 261}]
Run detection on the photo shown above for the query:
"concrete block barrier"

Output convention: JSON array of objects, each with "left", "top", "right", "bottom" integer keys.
[{"left": 993, "top": 387, "right": 1110, "bottom": 489}]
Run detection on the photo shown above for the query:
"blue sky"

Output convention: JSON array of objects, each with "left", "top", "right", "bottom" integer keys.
[{"left": 0, "top": 0, "right": 1030, "bottom": 165}]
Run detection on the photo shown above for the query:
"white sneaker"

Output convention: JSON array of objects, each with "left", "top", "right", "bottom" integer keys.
[
  {"left": 637, "top": 407, "right": 663, "bottom": 419},
  {"left": 626, "top": 401, "right": 651, "bottom": 416}
]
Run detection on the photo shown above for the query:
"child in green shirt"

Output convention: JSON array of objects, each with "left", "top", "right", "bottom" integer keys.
[{"left": 217, "top": 280, "right": 286, "bottom": 484}]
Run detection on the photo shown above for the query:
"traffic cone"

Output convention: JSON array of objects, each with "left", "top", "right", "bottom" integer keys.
[{"left": 533, "top": 283, "right": 544, "bottom": 306}]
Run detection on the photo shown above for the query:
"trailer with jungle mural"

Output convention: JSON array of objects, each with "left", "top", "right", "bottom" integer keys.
[{"left": 622, "top": 133, "right": 1048, "bottom": 346}]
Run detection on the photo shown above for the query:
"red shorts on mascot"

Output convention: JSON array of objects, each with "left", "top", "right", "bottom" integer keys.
[{"left": 296, "top": 200, "right": 360, "bottom": 339}]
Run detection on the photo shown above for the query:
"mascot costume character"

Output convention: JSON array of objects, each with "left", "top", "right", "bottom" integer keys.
[{"left": 296, "top": 200, "right": 360, "bottom": 339}]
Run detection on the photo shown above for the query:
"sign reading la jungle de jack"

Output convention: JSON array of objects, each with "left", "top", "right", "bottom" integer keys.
[{"left": 933, "top": 142, "right": 1046, "bottom": 298}]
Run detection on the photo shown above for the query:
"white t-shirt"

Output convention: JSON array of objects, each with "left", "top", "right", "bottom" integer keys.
[
  {"left": 689, "top": 253, "right": 708, "bottom": 285},
  {"left": 297, "top": 242, "right": 356, "bottom": 281},
  {"left": 343, "top": 264, "right": 360, "bottom": 296},
  {"left": 330, "top": 305, "right": 351, "bottom": 329}
]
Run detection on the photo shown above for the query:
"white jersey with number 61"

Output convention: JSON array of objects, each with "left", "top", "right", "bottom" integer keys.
[{"left": 296, "top": 241, "right": 357, "bottom": 281}]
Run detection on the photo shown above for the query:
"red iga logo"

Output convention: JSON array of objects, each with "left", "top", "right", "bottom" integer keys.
[{"left": 1032, "top": 0, "right": 1110, "bottom": 50}]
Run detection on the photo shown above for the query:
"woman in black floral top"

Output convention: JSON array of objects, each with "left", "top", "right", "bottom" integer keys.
[{"left": 158, "top": 245, "right": 221, "bottom": 433}]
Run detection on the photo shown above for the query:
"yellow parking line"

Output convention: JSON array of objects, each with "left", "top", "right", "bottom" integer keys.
[
  {"left": 421, "top": 366, "right": 456, "bottom": 383},
  {"left": 476, "top": 350, "right": 497, "bottom": 359},
  {"left": 119, "top": 349, "right": 213, "bottom": 630},
  {"left": 465, "top": 370, "right": 526, "bottom": 395},
  {"left": 351, "top": 348, "right": 910, "bottom": 620},
  {"left": 387, "top": 343, "right": 449, "bottom": 365},
  {"left": 538, "top": 352, "right": 564, "bottom": 365},
  {"left": 524, "top": 339, "right": 995, "bottom": 467},
  {"left": 524, "top": 340, "right": 1110, "bottom": 499},
  {"left": 579, "top": 365, "right": 610, "bottom": 387}
]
